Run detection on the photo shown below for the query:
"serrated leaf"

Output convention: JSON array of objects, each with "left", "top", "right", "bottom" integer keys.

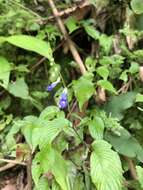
[
  {"left": 105, "top": 127, "right": 143, "bottom": 162},
  {"left": 3, "top": 35, "right": 53, "bottom": 62},
  {"left": 34, "top": 177, "right": 50, "bottom": 190},
  {"left": 90, "top": 140, "right": 123, "bottom": 190},
  {"left": 32, "top": 117, "right": 69, "bottom": 149},
  {"left": 136, "top": 93, "right": 143, "bottom": 102},
  {"left": 96, "top": 66, "right": 109, "bottom": 80},
  {"left": 8, "top": 78, "right": 29, "bottom": 99},
  {"left": 73, "top": 73, "right": 95, "bottom": 110},
  {"left": 0, "top": 56, "right": 11, "bottom": 89},
  {"left": 39, "top": 106, "right": 61, "bottom": 120},
  {"left": 131, "top": 0, "right": 143, "bottom": 14},
  {"left": 97, "top": 80, "right": 116, "bottom": 93},
  {"left": 136, "top": 166, "right": 143, "bottom": 188},
  {"left": 88, "top": 116, "right": 105, "bottom": 140},
  {"left": 36, "top": 145, "right": 70, "bottom": 190}
]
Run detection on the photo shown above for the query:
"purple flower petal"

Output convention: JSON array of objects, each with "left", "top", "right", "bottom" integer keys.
[
  {"left": 46, "top": 81, "right": 59, "bottom": 92},
  {"left": 59, "top": 99, "right": 68, "bottom": 109}
]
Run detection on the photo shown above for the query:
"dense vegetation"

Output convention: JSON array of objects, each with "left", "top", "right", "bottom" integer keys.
[{"left": 0, "top": 0, "right": 143, "bottom": 189}]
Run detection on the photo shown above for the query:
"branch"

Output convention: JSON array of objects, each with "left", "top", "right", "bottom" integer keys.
[{"left": 47, "top": 0, "right": 87, "bottom": 75}]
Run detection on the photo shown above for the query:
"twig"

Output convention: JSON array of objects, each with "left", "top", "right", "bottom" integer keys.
[
  {"left": 26, "top": 153, "right": 32, "bottom": 190},
  {"left": 124, "top": 157, "right": 137, "bottom": 180},
  {"left": 0, "top": 163, "right": 16, "bottom": 172},
  {"left": 0, "top": 158, "right": 26, "bottom": 166},
  {"left": 44, "top": 0, "right": 90, "bottom": 22},
  {"left": 47, "top": 0, "right": 86, "bottom": 75}
]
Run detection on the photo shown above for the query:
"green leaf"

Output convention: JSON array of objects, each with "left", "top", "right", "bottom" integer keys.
[
  {"left": 0, "top": 56, "right": 11, "bottom": 89},
  {"left": 73, "top": 73, "right": 95, "bottom": 110},
  {"left": 90, "top": 140, "right": 123, "bottom": 190},
  {"left": 136, "top": 166, "right": 143, "bottom": 188},
  {"left": 131, "top": 0, "right": 143, "bottom": 14},
  {"left": 135, "top": 93, "right": 143, "bottom": 102},
  {"left": 105, "top": 127, "right": 143, "bottom": 162},
  {"left": 96, "top": 66, "right": 109, "bottom": 80},
  {"left": 129, "top": 62, "right": 139, "bottom": 74},
  {"left": 99, "top": 34, "right": 113, "bottom": 55},
  {"left": 85, "top": 56, "right": 96, "bottom": 72},
  {"left": 32, "top": 117, "right": 69, "bottom": 149},
  {"left": 21, "top": 116, "right": 39, "bottom": 149},
  {"left": 97, "top": 80, "right": 116, "bottom": 93},
  {"left": 34, "top": 177, "right": 50, "bottom": 190},
  {"left": 65, "top": 17, "right": 79, "bottom": 33},
  {"left": 3, "top": 35, "right": 53, "bottom": 62},
  {"left": 104, "top": 92, "right": 137, "bottom": 120},
  {"left": 84, "top": 25, "right": 100, "bottom": 40},
  {"left": 35, "top": 145, "right": 70, "bottom": 190},
  {"left": 8, "top": 78, "right": 29, "bottom": 99},
  {"left": 39, "top": 106, "right": 61, "bottom": 120},
  {"left": 119, "top": 70, "right": 128, "bottom": 82},
  {"left": 88, "top": 116, "right": 105, "bottom": 140}
]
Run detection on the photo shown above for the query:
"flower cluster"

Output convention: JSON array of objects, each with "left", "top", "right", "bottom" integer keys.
[{"left": 46, "top": 79, "right": 68, "bottom": 109}]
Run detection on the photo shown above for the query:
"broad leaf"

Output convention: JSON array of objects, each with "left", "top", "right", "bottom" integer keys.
[
  {"left": 73, "top": 73, "right": 95, "bottom": 110},
  {"left": 105, "top": 127, "right": 143, "bottom": 162},
  {"left": 8, "top": 78, "right": 29, "bottom": 99},
  {"left": 3, "top": 35, "right": 53, "bottom": 62},
  {"left": 35, "top": 145, "right": 70, "bottom": 190},
  {"left": 90, "top": 140, "right": 123, "bottom": 190},
  {"left": 131, "top": 0, "right": 143, "bottom": 14},
  {"left": 104, "top": 92, "right": 136, "bottom": 120},
  {"left": 88, "top": 116, "right": 105, "bottom": 140},
  {"left": 136, "top": 166, "right": 143, "bottom": 188},
  {"left": 32, "top": 117, "right": 69, "bottom": 149},
  {"left": 34, "top": 177, "right": 50, "bottom": 190},
  {"left": 0, "top": 56, "right": 11, "bottom": 89}
]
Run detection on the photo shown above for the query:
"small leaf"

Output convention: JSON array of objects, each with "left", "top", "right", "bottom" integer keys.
[
  {"left": 96, "top": 66, "right": 109, "bottom": 80},
  {"left": 65, "top": 17, "right": 79, "bottom": 33},
  {"left": 131, "top": 0, "right": 143, "bottom": 14},
  {"left": 129, "top": 62, "right": 139, "bottom": 74},
  {"left": 8, "top": 78, "right": 29, "bottom": 99},
  {"left": 119, "top": 70, "right": 128, "bottom": 82},
  {"left": 90, "top": 140, "right": 123, "bottom": 190},
  {"left": 0, "top": 56, "right": 11, "bottom": 89},
  {"left": 136, "top": 166, "right": 143, "bottom": 188},
  {"left": 88, "top": 116, "right": 105, "bottom": 140},
  {"left": 73, "top": 73, "right": 95, "bottom": 110},
  {"left": 84, "top": 25, "right": 100, "bottom": 40},
  {"left": 135, "top": 93, "right": 143, "bottom": 102},
  {"left": 97, "top": 80, "right": 116, "bottom": 93}
]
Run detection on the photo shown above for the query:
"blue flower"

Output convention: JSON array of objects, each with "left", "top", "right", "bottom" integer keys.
[
  {"left": 58, "top": 89, "right": 68, "bottom": 109},
  {"left": 46, "top": 78, "right": 60, "bottom": 92}
]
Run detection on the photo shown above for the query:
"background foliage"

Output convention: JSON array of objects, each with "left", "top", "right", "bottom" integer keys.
[{"left": 0, "top": 0, "right": 143, "bottom": 189}]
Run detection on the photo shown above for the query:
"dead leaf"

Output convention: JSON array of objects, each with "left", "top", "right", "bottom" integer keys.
[{"left": 139, "top": 66, "right": 143, "bottom": 82}]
